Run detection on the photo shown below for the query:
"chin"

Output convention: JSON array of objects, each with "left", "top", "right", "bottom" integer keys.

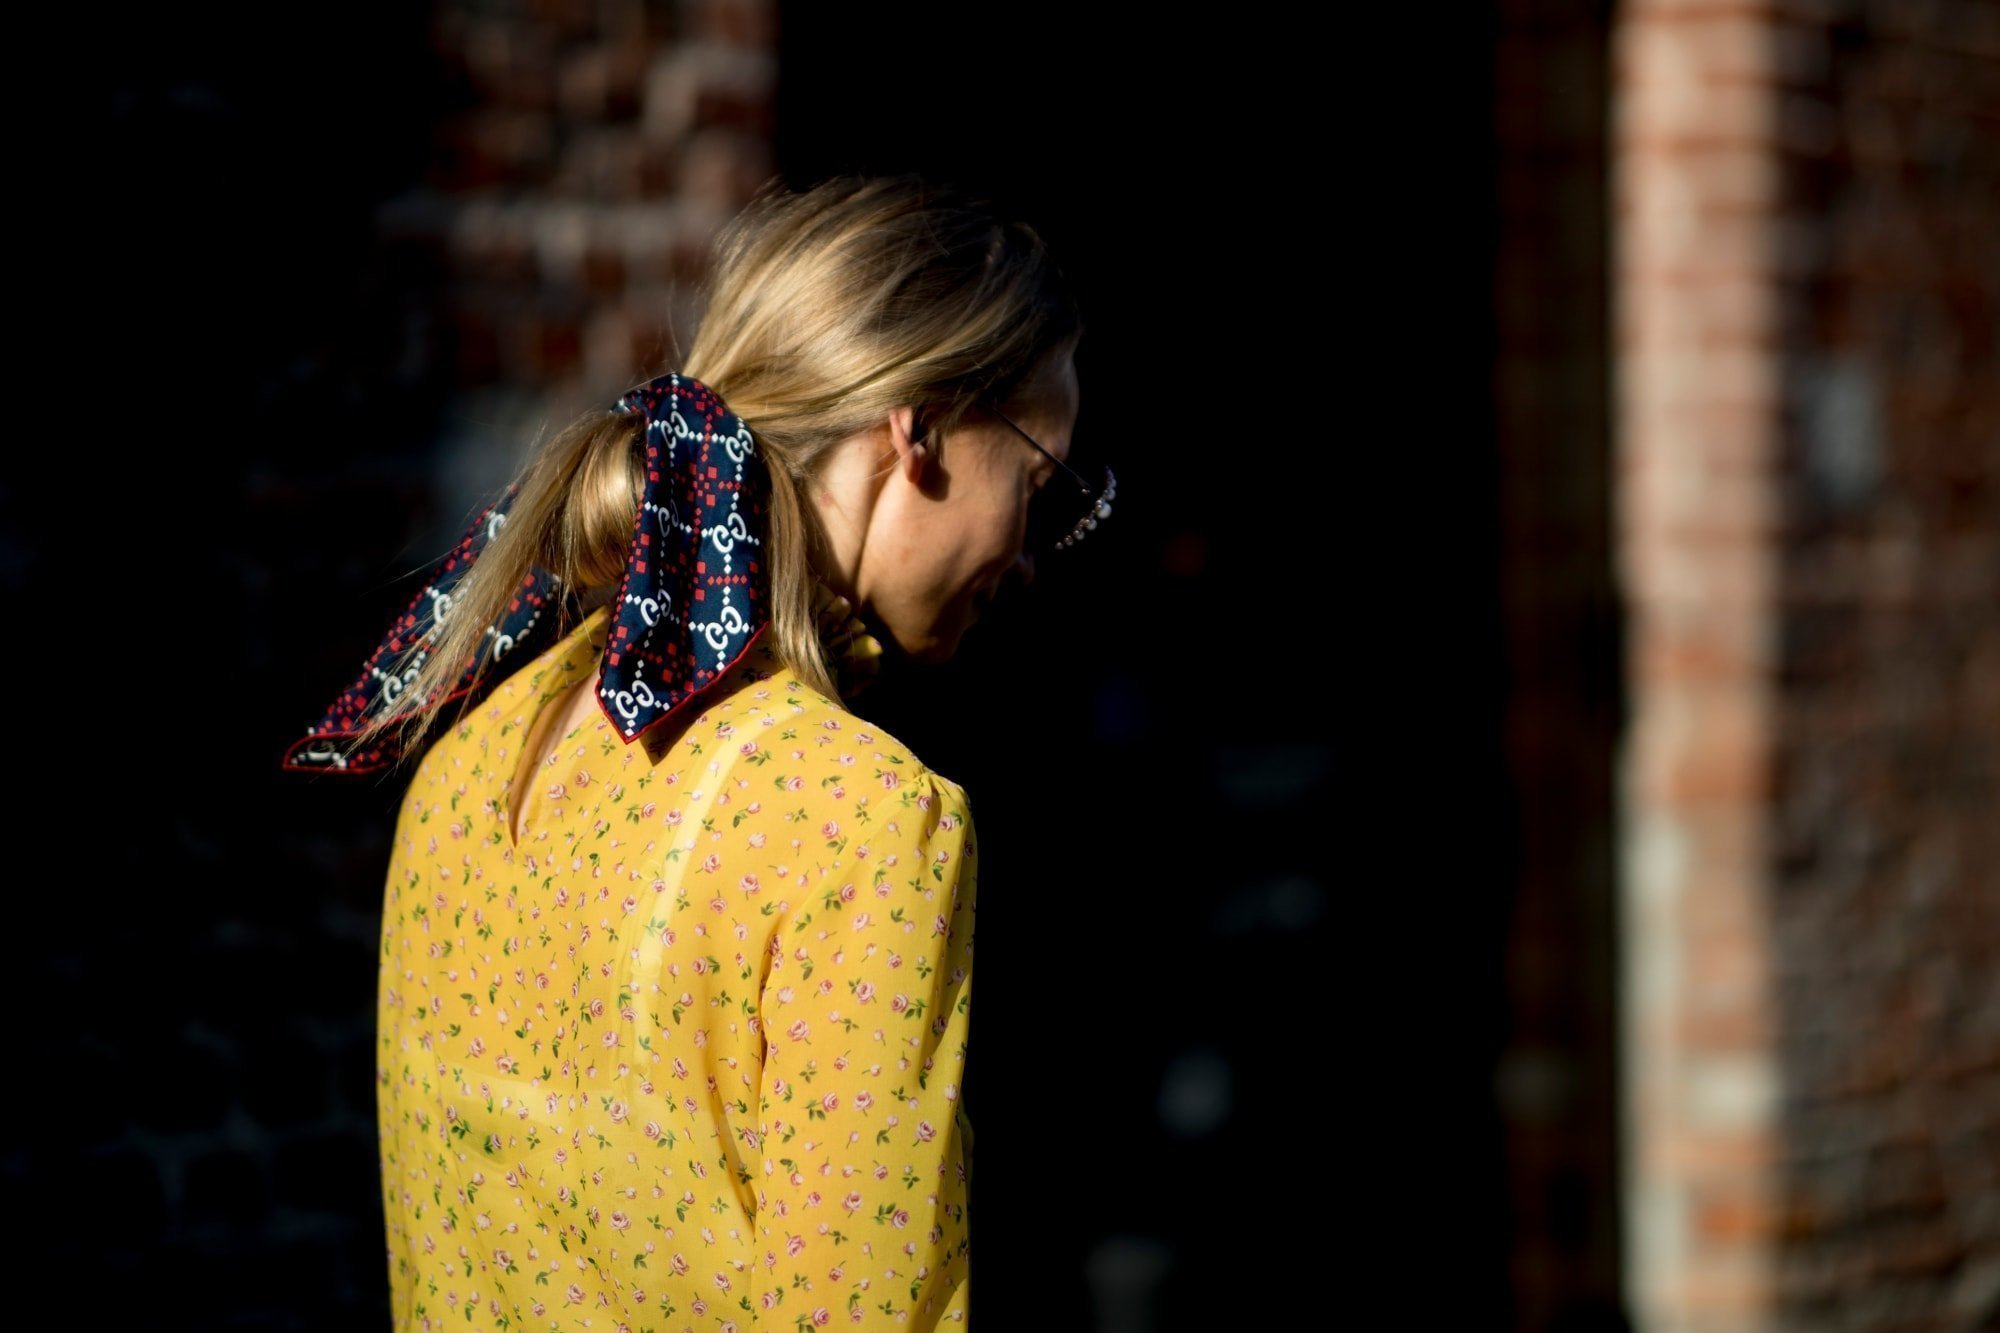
[
  {"left": 892, "top": 616, "right": 970, "bottom": 666},
  {"left": 905, "top": 632, "right": 964, "bottom": 666}
]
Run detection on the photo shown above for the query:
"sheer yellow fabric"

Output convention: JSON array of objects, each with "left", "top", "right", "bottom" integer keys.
[{"left": 376, "top": 596, "right": 974, "bottom": 1331}]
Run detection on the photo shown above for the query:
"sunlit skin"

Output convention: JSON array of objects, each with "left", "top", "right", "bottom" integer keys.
[
  {"left": 503, "top": 352, "right": 1080, "bottom": 842},
  {"left": 810, "top": 351, "right": 1080, "bottom": 663}
]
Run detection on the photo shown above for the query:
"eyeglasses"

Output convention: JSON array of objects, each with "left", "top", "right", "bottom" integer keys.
[{"left": 988, "top": 406, "right": 1117, "bottom": 553}]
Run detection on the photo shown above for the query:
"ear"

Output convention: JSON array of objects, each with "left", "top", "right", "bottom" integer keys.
[{"left": 884, "top": 404, "right": 929, "bottom": 486}]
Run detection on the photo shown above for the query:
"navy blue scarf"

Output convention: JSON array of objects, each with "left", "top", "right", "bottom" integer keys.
[{"left": 282, "top": 374, "right": 770, "bottom": 776}]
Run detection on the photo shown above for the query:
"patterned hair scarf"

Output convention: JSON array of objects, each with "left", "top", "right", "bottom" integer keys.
[{"left": 282, "top": 373, "right": 786, "bottom": 776}]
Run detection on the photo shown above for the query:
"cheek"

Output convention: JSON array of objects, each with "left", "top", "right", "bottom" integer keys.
[
  {"left": 977, "top": 505, "right": 1026, "bottom": 578},
  {"left": 995, "top": 490, "right": 1032, "bottom": 555},
  {"left": 951, "top": 494, "right": 1024, "bottom": 578}
]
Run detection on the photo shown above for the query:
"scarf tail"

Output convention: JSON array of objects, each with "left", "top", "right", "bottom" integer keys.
[{"left": 279, "top": 486, "right": 574, "bottom": 775}]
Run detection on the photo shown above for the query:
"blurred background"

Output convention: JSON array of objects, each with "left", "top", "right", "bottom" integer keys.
[{"left": 14, "top": 1, "right": 1997, "bottom": 1329}]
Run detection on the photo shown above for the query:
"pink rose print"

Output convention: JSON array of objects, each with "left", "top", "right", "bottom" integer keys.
[{"left": 371, "top": 646, "right": 980, "bottom": 1324}]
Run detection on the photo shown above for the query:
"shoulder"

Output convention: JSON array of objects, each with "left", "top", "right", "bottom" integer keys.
[
  {"left": 691, "top": 665, "right": 976, "bottom": 874},
  {"left": 724, "top": 664, "right": 967, "bottom": 796}
]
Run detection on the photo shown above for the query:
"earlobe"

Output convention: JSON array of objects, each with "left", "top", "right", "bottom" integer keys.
[{"left": 888, "top": 404, "right": 928, "bottom": 485}]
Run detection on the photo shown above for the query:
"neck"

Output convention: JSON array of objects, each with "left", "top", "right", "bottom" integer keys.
[{"left": 802, "top": 424, "right": 895, "bottom": 606}]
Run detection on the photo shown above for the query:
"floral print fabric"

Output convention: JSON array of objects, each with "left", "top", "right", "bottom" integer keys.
[{"left": 377, "top": 602, "right": 975, "bottom": 1331}]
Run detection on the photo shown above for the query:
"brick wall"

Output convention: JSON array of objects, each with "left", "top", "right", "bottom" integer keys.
[
  {"left": 1771, "top": 1, "right": 2000, "bottom": 1327},
  {"left": 1614, "top": 1, "right": 2000, "bottom": 1330},
  {"left": 389, "top": 0, "right": 778, "bottom": 552}
]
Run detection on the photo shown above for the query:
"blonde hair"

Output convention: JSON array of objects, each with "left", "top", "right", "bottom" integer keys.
[{"left": 339, "top": 174, "right": 1081, "bottom": 769}]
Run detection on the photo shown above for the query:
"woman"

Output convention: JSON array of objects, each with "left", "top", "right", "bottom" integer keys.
[{"left": 284, "top": 175, "right": 1113, "bottom": 1331}]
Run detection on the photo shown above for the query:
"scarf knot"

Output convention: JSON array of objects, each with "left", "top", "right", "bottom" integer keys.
[{"left": 284, "top": 373, "right": 878, "bottom": 775}]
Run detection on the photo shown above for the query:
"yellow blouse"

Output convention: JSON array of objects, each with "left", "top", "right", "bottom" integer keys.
[{"left": 376, "top": 594, "right": 976, "bottom": 1332}]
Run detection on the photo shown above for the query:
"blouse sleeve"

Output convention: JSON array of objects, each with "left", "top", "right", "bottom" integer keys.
[{"left": 750, "top": 767, "right": 978, "bottom": 1329}]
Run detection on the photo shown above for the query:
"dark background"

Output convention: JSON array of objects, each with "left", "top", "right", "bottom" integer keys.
[{"left": 20, "top": 3, "right": 1510, "bottom": 1327}]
